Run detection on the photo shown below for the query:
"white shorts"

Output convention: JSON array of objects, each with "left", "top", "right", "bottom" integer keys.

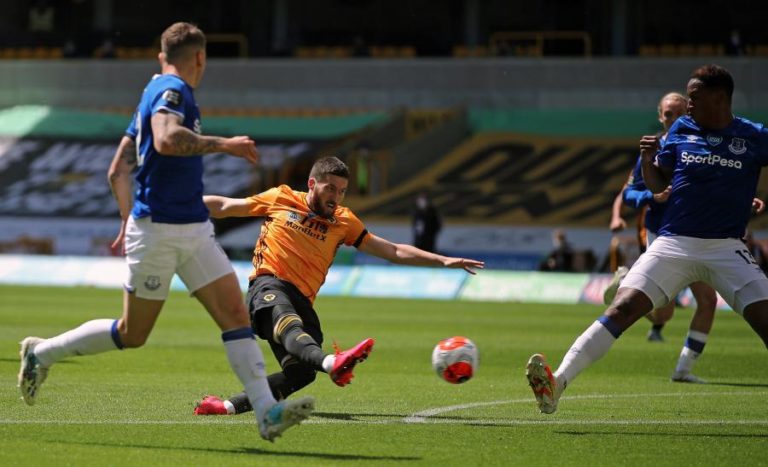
[
  {"left": 124, "top": 216, "right": 234, "bottom": 300},
  {"left": 622, "top": 235, "right": 768, "bottom": 314}
]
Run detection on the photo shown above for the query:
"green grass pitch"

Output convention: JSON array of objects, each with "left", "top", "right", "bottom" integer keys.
[{"left": 1, "top": 285, "right": 766, "bottom": 466}]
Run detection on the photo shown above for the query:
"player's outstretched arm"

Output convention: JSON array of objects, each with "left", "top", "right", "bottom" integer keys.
[
  {"left": 107, "top": 136, "right": 137, "bottom": 252},
  {"left": 358, "top": 234, "right": 484, "bottom": 274},
  {"left": 203, "top": 195, "right": 252, "bottom": 218},
  {"left": 151, "top": 111, "right": 259, "bottom": 163}
]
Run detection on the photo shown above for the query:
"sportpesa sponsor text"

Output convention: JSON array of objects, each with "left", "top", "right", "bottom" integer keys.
[{"left": 680, "top": 151, "right": 742, "bottom": 169}]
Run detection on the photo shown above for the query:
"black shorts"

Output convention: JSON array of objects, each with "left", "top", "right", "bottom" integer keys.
[{"left": 246, "top": 275, "right": 323, "bottom": 346}]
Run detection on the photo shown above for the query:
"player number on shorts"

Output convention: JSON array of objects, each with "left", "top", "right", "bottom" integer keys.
[{"left": 735, "top": 249, "right": 757, "bottom": 265}]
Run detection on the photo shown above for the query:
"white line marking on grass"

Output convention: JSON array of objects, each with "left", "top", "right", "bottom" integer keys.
[
  {"left": 2, "top": 418, "right": 768, "bottom": 427},
  {"left": 2, "top": 390, "right": 766, "bottom": 427},
  {"left": 404, "top": 390, "right": 768, "bottom": 423}
]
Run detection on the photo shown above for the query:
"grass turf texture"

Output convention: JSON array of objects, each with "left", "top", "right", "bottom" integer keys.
[{"left": 1, "top": 285, "right": 766, "bottom": 466}]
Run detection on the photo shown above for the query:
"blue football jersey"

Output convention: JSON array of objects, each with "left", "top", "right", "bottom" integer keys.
[
  {"left": 125, "top": 74, "right": 208, "bottom": 223},
  {"left": 656, "top": 115, "right": 768, "bottom": 238},
  {"left": 623, "top": 137, "right": 669, "bottom": 235}
]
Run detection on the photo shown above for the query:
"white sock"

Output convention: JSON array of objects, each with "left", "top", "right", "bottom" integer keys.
[
  {"left": 223, "top": 399, "right": 236, "bottom": 415},
  {"left": 675, "top": 330, "right": 707, "bottom": 374},
  {"left": 554, "top": 320, "right": 617, "bottom": 387},
  {"left": 34, "top": 319, "right": 122, "bottom": 368},
  {"left": 221, "top": 328, "right": 276, "bottom": 418},
  {"left": 321, "top": 354, "right": 335, "bottom": 373}
]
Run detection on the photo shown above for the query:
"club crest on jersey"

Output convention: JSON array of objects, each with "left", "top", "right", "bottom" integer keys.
[
  {"left": 288, "top": 211, "right": 302, "bottom": 222},
  {"left": 161, "top": 89, "right": 182, "bottom": 106},
  {"left": 144, "top": 275, "right": 161, "bottom": 291},
  {"left": 263, "top": 293, "right": 276, "bottom": 302},
  {"left": 706, "top": 135, "right": 723, "bottom": 146},
  {"left": 728, "top": 138, "right": 746, "bottom": 155}
]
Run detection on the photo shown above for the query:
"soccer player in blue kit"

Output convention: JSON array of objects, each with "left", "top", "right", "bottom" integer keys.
[
  {"left": 526, "top": 64, "right": 768, "bottom": 414},
  {"left": 608, "top": 92, "right": 720, "bottom": 382},
  {"left": 17, "top": 22, "right": 313, "bottom": 441}
]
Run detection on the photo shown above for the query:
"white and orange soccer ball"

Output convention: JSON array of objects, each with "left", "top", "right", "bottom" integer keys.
[{"left": 431, "top": 336, "right": 478, "bottom": 384}]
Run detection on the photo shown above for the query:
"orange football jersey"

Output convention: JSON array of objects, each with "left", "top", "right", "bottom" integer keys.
[{"left": 245, "top": 185, "right": 369, "bottom": 302}]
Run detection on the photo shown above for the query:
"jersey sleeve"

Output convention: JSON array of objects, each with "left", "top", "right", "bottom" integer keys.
[
  {"left": 622, "top": 156, "right": 653, "bottom": 208},
  {"left": 244, "top": 187, "right": 281, "bottom": 217},
  {"left": 125, "top": 111, "right": 138, "bottom": 139},
  {"left": 344, "top": 210, "right": 370, "bottom": 247},
  {"left": 152, "top": 83, "right": 186, "bottom": 120},
  {"left": 656, "top": 123, "right": 680, "bottom": 168}
]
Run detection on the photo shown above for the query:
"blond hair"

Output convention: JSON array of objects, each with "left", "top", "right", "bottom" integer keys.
[
  {"left": 160, "top": 22, "right": 206, "bottom": 63},
  {"left": 657, "top": 92, "right": 687, "bottom": 115}
]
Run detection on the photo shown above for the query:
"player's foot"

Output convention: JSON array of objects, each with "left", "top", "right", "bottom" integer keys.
[
  {"left": 526, "top": 353, "right": 561, "bottom": 414},
  {"left": 329, "top": 338, "right": 375, "bottom": 387},
  {"left": 603, "top": 266, "right": 629, "bottom": 305},
  {"left": 671, "top": 371, "right": 707, "bottom": 384},
  {"left": 646, "top": 328, "right": 664, "bottom": 342},
  {"left": 258, "top": 396, "right": 315, "bottom": 442},
  {"left": 194, "top": 395, "right": 229, "bottom": 415},
  {"left": 18, "top": 337, "right": 48, "bottom": 406}
]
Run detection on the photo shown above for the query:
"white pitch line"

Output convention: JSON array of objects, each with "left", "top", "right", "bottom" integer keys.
[
  {"left": 2, "top": 418, "right": 768, "bottom": 427},
  {"left": 2, "top": 390, "right": 766, "bottom": 427},
  {"left": 403, "top": 390, "right": 768, "bottom": 423}
]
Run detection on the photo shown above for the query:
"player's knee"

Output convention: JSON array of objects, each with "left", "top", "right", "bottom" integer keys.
[
  {"left": 273, "top": 310, "right": 304, "bottom": 343},
  {"left": 606, "top": 288, "right": 654, "bottom": 327}
]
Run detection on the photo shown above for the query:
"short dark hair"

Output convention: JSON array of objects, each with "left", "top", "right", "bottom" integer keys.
[
  {"left": 309, "top": 156, "right": 349, "bottom": 180},
  {"left": 690, "top": 64, "right": 734, "bottom": 99},
  {"left": 161, "top": 22, "right": 206, "bottom": 63}
]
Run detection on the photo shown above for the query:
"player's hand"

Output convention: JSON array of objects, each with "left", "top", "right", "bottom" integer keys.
[
  {"left": 639, "top": 135, "right": 660, "bottom": 162},
  {"left": 609, "top": 217, "right": 626, "bottom": 233},
  {"left": 752, "top": 198, "right": 765, "bottom": 214},
  {"left": 223, "top": 136, "right": 259, "bottom": 164},
  {"left": 110, "top": 219, "right": 128, "bottom": 256},
  {"left": 444, "top": 257, "right": 485, "bottom": 274},
  {"left": 653, "top": 185, "right": 672, "bottom": 203}
]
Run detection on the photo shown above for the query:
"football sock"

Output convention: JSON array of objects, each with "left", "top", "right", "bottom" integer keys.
[
  {"left": 674, "top": 330, "right": 708, "bottom": 374},
  {"left": 226, "top": 391, "right": 251, "bottom": 414},
  {"left": 221, "top": 328, "right": 275, "bottom": 418},
  {"left": 280, "top": 324, "right": 326, "bottom": 370},
  {"left": 321, "top": 355, "right": 335, "bottom": 373},
  {"left": 554, "top": 318, "right": 617, "bottom": 386},
  {"left": 223, "top": 398, "right": 237, "bottom": 415},
  {"left": 33, "top": 319, "right": 123, "bottom": 368},
  {"left": 652, "top": 323, "right": 665, "bottom": 332}
]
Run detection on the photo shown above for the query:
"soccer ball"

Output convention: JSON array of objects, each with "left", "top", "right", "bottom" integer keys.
[{"left": 431, "top": 336, "right": 478, "bottom": 384}]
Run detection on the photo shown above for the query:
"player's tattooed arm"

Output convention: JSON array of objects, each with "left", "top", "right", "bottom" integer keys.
[
  {"left": 108, "top": 136, "right": 137, "bottom": 194},
  {"left": 151, "top": 110, "right": 224, "bottom": 155},
  {"left": 107, "top": 136, "right": 137, "bottom": 252},
  {"left": 151, "top": 111, "right": 258, "bottom": 163}
]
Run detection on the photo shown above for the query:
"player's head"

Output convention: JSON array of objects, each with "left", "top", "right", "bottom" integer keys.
[
  {"left": 657, "top": 92, "right": 687, "bottom": 132},
  {"left": 160, "top": 22, "right": 207, "bottom": 86},
  {"left": 307, "top": 156, "right": 349, "bottom": 219},
  {"left": 686, "top": 64, "right": 734, "bottom": 128}
]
